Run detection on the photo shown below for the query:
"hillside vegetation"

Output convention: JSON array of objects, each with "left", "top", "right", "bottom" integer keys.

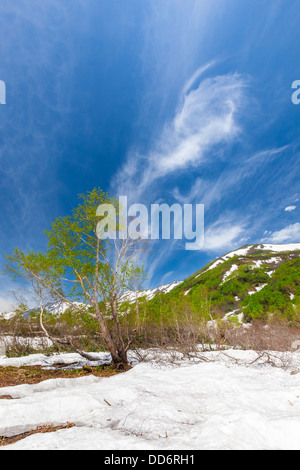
[
  {"left": 121, "top": 244, "right": 300, "bottom": 324},
  {"left": 1, "top": 243, "right": 300, "bottom": 355}
]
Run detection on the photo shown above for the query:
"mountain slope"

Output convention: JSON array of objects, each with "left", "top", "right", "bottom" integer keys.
[
  {"left": 119, "top": 281, "right": 183, "bottom": 303},
  {"left": 2, "top": 243, "right": 300, "bottom": 325},
  {"left": 137, "top": 243, "right": 300, "bottom": 325}
]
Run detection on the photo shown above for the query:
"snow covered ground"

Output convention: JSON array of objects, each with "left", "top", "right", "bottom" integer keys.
[
  {"left": 0, "top": 335, "right": 53, "bottom": 352},
  {"left": 1, "top": 349, "right": 300, "bottom": 450}
]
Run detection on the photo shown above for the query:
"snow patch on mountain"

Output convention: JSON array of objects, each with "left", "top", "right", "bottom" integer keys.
[
  {"left": 195, "top": 243, "right": 300, "bottom": 280},
  {"left": 223, "top": 264, "right": 239, "bottom": 282},
  {"left": 119, "top": 281, "right": 183, "bottom": 303},
  {"left": 248, "top": 284, "right": 268, "bottom": 296},
  {"left": 259, "top": 243, "right": 300, "bottom": 252}
]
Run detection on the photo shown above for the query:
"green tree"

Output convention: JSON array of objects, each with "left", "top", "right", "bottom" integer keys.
[{"left": 5, "top": 188, "right": 146, "bottom": 364}]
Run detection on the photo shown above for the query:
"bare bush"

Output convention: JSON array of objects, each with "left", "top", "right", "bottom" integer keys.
[{"left": 223, "top": 320, "right": 300, "bottom": 352}]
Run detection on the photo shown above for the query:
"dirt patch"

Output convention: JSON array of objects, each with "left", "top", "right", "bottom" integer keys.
[
  {"left": 0, "top": 363, "right": 130, "bottom": 388},
  {"left": 0, "top": 422, "right": 75, "bottom": 447}
]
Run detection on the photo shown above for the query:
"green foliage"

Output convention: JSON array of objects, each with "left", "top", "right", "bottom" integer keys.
[
  {"left": 4, "top": 206, "right": 300, "bottom": 352},
  {"left": 4, "top": 187, "right": 147, "bottom": 364},
  {"left": 123, "top": 253, "right": 300, "bottom": 328},
  {"left": 241, "top": 258, "right": 300, "bottom": 322}
]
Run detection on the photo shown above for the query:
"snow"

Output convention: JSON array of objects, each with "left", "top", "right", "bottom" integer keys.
[
  {"left": 195, "top": 259, "right": 223, "bottom": 278},
  {"left": 223, "top": 310, "right": 244, "bottom": 324},
  {"left": 222, "top": 264, "right": 239, "bottom": 282},
  {"left": 222, "top": 246, "right": 252, "bottom": 260},
  {"left": 0, "top": 312, "right": 16, "bottom": 320},
  {"left": 207, "top": 259, "right": 224, "bottom": 271},
  {"left": 2, "top": 244, "right": 298, "bottom": 320},
  {"left": 0, "top": 241, "right": 299, "bottom": 449},
  {"left": 264, "top": 256, "right": 282, "bottom": 264},
  {"left": 0, "top": 351, "right": 111, "bottom": 369},
  {"left": 119, "top": 281, "right": 183, "bottom": 303},
  {"left": 248, "top": 284, "right": 267, "bottom": 296},
  {"left": 255, "top": 284, "right": 267, "bottom": 292},
  {"left": 195, "top": 243, "right": 300, "bottom": 280},
  {"left": 0, "top": 301, "right": 90, "bottom": 321},
  {"left": 259, "top": 243, "right": 300, "bottom": 253},
  {"left": 43, "top": 301, "right": 88, "bottom": 316},
  {"left": 0, "top": 284, "right": 183, "bottom": 321},
  {"left": 0, "top": 336, "right": 53, "bottom": 355},
  {"left": 1, "top": 349, "right": 300, "bottom": 450}
]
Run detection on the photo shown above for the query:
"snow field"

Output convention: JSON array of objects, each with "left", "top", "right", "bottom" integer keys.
[{"left": 1, "top": 350, "right": 300, "bottom": 450}]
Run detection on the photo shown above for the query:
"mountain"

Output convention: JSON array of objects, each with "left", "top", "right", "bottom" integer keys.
[
  {"left": 152, "top": 242, "right": 300, "bottom": 324},
  {"left": 0, "top": 284, "right": 183, "bottom": 321},
  {"left": 119, "top": 281, "right": 183, "bottom": 303},
  {"left": 0, "top": 311, "right": 17, "bottom": 321},
  {"left": 1, "top": 242, "right": 300, "bottom": 325},
  {"left": 23, "top": 301, "right": 88, "bottom": 318},
  {"left": 0, "top": 301, "right": 89, "bottom": 320}
]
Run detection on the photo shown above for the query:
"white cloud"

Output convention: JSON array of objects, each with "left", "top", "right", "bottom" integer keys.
[
  {"left": 0, "top": 295, "right": 16, "bottom": 314},
  {"left": 182, "top": 61, "right": 216, "bottom": 96},
  {"left": 113, "top": 69, "right": 247, "bottom": 201},
  {"left": 264, "top": 223, "right": 300, "bottom": 243},
  {"left": 111, "top": 68, "right": 249, "bottom": 281},
  {"left": 285, "top": 206, "right": 297, "bottom": 212},
  {"left": 191, "top": 217, "right": 246, "bottom": 252},
  {"left": 204, "top": 223, "right": 245, "bottom": 251},
  {"left": 148, "top": 73, "right": 246, "bottom": 181},
  {"left": 171, "top": 146, "right": 288, "bottom": 210}
]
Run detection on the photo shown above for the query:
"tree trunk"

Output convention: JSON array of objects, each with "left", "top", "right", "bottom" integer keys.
[
  {"left": 110, "top": 297, "right": 128, "bottom": 364},
  {"left": 95, "top": 303, "right": 127, "bottom": 364}
]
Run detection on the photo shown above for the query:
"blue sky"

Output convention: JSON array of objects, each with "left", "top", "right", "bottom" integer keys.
[{"left": 0, "top": 0, "right": 299, "bottom": 310}]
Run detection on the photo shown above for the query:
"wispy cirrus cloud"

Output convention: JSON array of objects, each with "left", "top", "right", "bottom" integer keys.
[
  {"left": 153, "top": 74, "right": 245, "bottom": 175},
  {"left": 113, "top": 68, "right": 248, "bottom": 200},
  {"left": 110, "top": 67, "right": 249, "bottom": 283},
  {"left": 263, "top": 223, "right": 300, "bottom": 244},
  {"left": 172, "top": 146, "right": 289, "bottom": 210},
  {"left": 186, "top": 214, "right": 247, "bottom": 253},
  {"left": 204, "top": 221, "right": 246, "bottom": 252}
]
